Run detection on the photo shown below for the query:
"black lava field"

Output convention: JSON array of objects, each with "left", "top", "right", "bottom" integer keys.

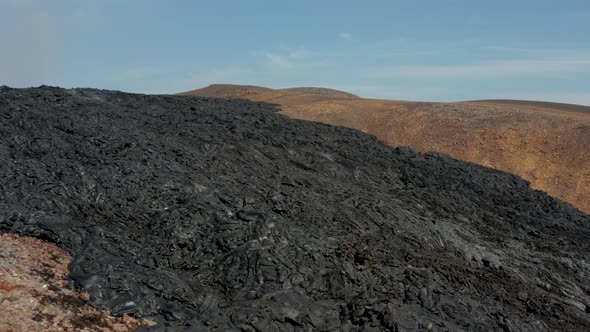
[{"left": 2, "top": 86, "right": 590, "bottom": 331}]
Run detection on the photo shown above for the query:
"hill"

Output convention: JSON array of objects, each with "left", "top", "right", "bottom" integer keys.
[
  {"left": 1, "top": 86, "right": 589, "bottom": 331},
  {"left": 183, "top": 84, "right": 590, "bottom": 214},
  {"left": 180, "top": 84, "right": 359, "bottom": 100}
]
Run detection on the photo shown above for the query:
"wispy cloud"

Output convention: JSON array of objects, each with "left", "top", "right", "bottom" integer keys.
[
  {"left": 480, "top": 46, "right": 590, "bottom": 55},
  {"left": 376, "top": 49, "right": 438, "bottom": 57},
  {"left": 371, "top": 56, "right": 590, "bottom": 80},
  {"left": 264, "top": 48, "right": 311, "bottom": 68},
  {"left": 573, "top": 11, "right": 590, "bottom": 18},
  {"left": 339, "top": 32, "right": 353, "bottom": 40}
]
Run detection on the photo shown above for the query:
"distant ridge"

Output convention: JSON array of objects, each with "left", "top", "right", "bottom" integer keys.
[{"left": 467, "top": 99, "right": 590, "bottom": 114}]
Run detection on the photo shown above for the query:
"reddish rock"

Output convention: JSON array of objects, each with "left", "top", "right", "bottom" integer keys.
[{"left": 0, "top": 233, "right": 155, "bottom": 331}]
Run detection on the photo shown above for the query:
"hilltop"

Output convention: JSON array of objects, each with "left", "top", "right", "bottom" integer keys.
[{"left": 180, "top": 84, "right": 359, "bottom": 100}]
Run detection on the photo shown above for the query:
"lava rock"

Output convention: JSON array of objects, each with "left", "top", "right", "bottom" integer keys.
[{"left": 1, "top": 86, "right": 590, "bottom": 331}]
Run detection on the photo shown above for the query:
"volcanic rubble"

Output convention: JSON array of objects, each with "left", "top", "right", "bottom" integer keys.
[{"left": 1, "top": 86, "right": 590, "bottom": 331}]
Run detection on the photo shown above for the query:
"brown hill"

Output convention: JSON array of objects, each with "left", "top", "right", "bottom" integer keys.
[
  {"left": 279, "top": 87, "right": 359, "bottom": 98},
  {"left": 180, "top": 84, "right": 359, "bottom": 100},
  {"left": 180, "top": 84, "right": 590, "bottom": 214}
]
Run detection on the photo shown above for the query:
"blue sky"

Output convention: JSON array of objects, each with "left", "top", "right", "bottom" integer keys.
[{"left": 1, "top": 0, "right": 590, "bottom": 105}]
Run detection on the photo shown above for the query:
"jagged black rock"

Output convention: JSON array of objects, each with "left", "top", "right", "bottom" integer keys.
[{"left": 1, "top": 86, "right": 590, "bottom": 331}]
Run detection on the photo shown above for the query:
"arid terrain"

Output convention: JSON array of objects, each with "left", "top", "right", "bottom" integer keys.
[
  {"left": 181, "top": 84, "right": 590, "bottom": 213},
  {"left": 0, "top": 234, "right": 152, "bottom": 331}
]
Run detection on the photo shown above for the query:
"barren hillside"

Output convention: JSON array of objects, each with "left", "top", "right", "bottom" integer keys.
[
  {"left": 180, "top": 84, "right": 359, "bottom": 101},
  {"left": 183, "top": 85, "right": 590, "bottom": 213}
]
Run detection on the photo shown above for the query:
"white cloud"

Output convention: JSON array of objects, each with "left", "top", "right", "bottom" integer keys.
[
  {"left": 371, "top": 56, "right": 590, "bottom": 80},
  {"left": 339, "top": 32, "right": 353, "bottom": 40}
]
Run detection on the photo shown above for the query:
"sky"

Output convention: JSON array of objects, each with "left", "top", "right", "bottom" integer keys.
[{"left": 1, "top": 0, "right": 590, "bottom": 105}]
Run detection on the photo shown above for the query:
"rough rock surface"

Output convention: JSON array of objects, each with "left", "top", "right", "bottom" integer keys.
[
  {"left": 183, "top": 84, "right": 590, "bottom": 214},
  {"left": 0, "top": 233, "right": 151, "bottom": 331},
  {"left": 1, "top": 86, "right": 590, "bottom": 331}
]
